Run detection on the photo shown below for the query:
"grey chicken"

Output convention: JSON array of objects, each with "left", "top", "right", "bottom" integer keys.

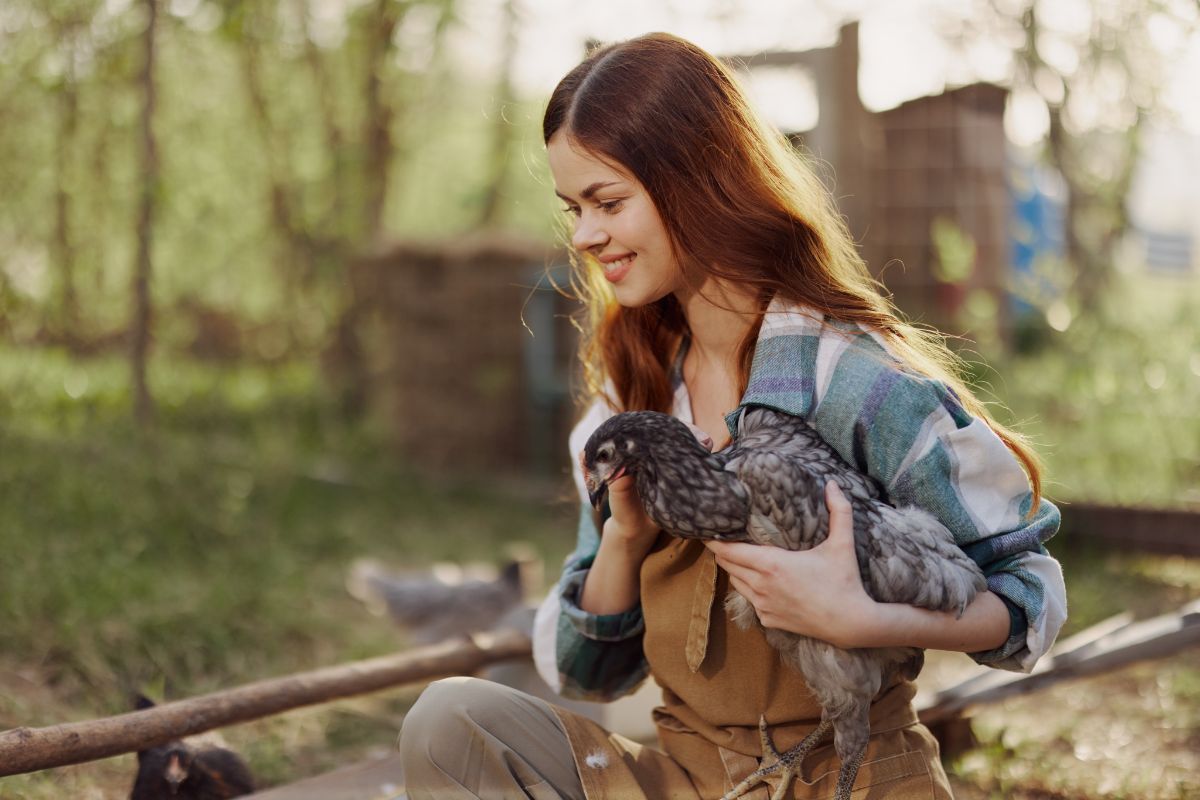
[
  {"left": 346, "top": 557, "right": 528, "bottom": 644},
  {"left": 582, "top": 408, "right": 986, "bottom": 800}
]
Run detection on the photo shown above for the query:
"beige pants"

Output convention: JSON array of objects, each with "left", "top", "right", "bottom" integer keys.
[
  {"left": 398, "top": 676, "right": 588, "bottom": 799},
  {"left": 398, "top": 677, "right": 948, "bottom": 799}
]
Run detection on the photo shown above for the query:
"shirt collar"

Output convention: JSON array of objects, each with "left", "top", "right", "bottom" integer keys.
[{"left": 671, "top": 296, "right": 828, "bottom": 441}]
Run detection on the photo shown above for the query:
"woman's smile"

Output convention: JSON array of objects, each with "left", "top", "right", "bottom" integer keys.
[{"left": 602, "top": 253, "right": 636, "bottom": 282}]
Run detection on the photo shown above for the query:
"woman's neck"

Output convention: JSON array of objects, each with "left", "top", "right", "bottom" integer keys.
[{"left": 675, "top": 277, "right": 760, "bottom": 369}]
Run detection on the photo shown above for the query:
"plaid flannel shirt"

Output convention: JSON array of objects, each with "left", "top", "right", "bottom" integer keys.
[{"left": 531, "top": 298, "right": 1068, "bottom": 701}]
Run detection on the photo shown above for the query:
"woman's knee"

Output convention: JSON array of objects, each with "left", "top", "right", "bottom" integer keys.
[
  {"left": 397, "top": 677, "right": 510, "bottom": 758},
  {"left": 399, "top": 677, "right": 584, "bottom": 799}
]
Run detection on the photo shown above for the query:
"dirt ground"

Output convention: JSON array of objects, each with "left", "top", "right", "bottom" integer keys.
[{"left": 927, "top": 650, "right": 1198, "bottom": 799}]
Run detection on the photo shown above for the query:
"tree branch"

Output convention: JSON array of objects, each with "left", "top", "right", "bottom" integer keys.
[{"left": 0, "top": 630, "right": 531, "bottom": 777}]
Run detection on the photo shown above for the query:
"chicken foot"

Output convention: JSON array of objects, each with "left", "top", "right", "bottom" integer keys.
[
  {"left": 720, "top": 716, "right": 833, "bottom": 800},
  {"left": 831, "top": 744, "right": 867, "bottom": 800}
]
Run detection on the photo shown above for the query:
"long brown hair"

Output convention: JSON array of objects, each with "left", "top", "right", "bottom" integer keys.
[{"left": 544, "top": 32, "right": 1043, "bottom": 503}]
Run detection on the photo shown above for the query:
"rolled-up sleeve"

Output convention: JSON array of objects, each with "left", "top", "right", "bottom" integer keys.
[{"left": 811, "top": 338, "right": 1068, "bottom": 672}]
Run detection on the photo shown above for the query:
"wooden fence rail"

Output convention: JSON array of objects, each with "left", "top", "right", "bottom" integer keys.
[
  {"left": 0, "top": 630, "right": 531, "bottom": 777},
  {"left": 918, "top": 599, "right": 1200, "bottom": 728},
  {"left": 1060, "top": 503, "right": 1200, "bottom": 555}
]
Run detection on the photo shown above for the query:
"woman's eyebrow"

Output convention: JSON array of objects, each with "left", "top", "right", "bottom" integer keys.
[{"left": 555, "top": 181, "right": 622, "bottom": 202}]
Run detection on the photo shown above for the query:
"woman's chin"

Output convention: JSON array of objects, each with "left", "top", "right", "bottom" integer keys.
[
  {"left": 611, "top": 282, "right": 676, "bottom": 309},
  {"left": 613, "top": 294, "right": 660, "bottom": 310}
]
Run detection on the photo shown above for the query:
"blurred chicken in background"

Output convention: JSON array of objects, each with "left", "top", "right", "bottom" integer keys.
[
  {"left": 345, "top": 549, "right": 541, "bottom": 645},
  {"left": 344, "top": 549, "right": 601, "bottom": 715}
]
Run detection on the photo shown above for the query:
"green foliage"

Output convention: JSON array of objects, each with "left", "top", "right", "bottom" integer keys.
[
  {"left": 951, "top": 651, "right": 1199, "bottom": 799},
  {"left": 0, "top": 345, "right": 575, "bottom": 714},
  {"left": 0, "top": 0, "right": 561, "bottom": 344},
  {"left": 930, "top": 216, "right": 977, "bottom": 284},
  {"left": 977, "top": 273, "right": 1200, "bottom": 508}
]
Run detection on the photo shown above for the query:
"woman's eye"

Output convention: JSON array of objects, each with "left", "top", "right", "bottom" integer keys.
[
  {"left": 561, "top": 205, "right": 580, "bottom": 217},
  {"left": 599, "top": 200, "right": 623, "bottom": 214}
]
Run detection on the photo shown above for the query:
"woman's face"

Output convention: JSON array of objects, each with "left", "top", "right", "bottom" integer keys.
[{"left": 547, "top": 132, "right": 682, "bottom": 307}]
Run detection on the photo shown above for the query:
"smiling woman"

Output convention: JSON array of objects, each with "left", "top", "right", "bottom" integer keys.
[
  {"left": 548, "top": 136, "right": 682, "bottom": 307},
  {"left": 398, "top": 31, "right": 1066, "bottom": 800}
]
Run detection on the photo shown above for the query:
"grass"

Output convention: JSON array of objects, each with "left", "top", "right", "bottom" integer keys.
[
  {"left": 0, "top": 345, "right": 576, "bottom": 797},
  {"left": 950, "top": 652, "right": 1199, "bottom": 799}
]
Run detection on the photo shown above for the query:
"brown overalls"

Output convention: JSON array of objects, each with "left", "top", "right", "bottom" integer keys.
[{"left": 551, "top": 534, "right": 954, "bottom": 799}]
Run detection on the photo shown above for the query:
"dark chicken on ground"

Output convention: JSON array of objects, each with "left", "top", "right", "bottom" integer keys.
[
  {"left": 128, "top": 696, "right": 254, "bottom": 800},
  {"left": 583, "top": 407, "right": 986, "bottom": 800}
]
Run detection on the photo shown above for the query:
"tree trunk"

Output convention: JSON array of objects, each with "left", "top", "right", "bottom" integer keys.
[
  {"left": 53, "top": 53, "right": 80, "bottom": 336},
  {"left": 477, "top": 0, "right": 519, "bottom": 227},
  {"left": 131, "top": 0, "right": 158, "bottom": 426},
  {"left": 1018, "top": 2, "right": 1147, "bottom": 318},
  {"left": 326, "top": 0, "right": 403, "bottom": 416},
  {"left": 299, "top": 0, "right": 349, "bottom": 242},
  {"left": 238, "top": 26, "right": 312, "bottom": 312},
  {"left": 362, "top": 0, "right": 400, "bottom": 242},
  {"left": 1047, "top": 103, "right": 1141, "bottom": 316}
]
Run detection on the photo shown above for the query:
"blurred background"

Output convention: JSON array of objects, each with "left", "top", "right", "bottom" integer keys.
[{"left": 1, "top": 0, "right": 1197, "bottom": 797}]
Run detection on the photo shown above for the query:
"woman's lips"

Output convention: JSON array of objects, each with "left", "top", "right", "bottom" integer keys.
[{"left": 603, "top": 253, "right": 636, "bottom": 283}]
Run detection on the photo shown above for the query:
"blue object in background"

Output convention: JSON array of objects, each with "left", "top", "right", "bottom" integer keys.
[{"left": 1008, "top": 152, "right": 1066, "bottom": 319}]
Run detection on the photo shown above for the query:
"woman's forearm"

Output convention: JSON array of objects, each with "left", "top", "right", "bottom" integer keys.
[
  {"left": 860, "top": 589, "right": 1011, "bottom": 653},
  {"left": 578, "top": 520, "right": 655, "bottom": 615}
]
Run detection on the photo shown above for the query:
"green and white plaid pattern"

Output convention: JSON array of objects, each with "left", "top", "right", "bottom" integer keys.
[{"left": 531, "top": 298, "right": 1067, "bottom": 701}]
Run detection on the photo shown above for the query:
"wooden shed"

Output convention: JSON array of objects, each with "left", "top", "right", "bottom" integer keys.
[
  {"left": 864, "top": 83, "right": 1012, "bottom": 337},
  {"left": 730, "top": 25, "right": 1013, "bottom": 340},
  {"left": 347, "top": 233, "right": 577, "bottom": 475}
]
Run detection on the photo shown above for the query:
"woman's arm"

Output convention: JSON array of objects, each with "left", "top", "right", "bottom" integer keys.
[
  {"left": 707, "top": 481, "right": 1011, "bottom": 652},
  {"left": 579, "top": 475, "right": 660, "bottom": 615}
]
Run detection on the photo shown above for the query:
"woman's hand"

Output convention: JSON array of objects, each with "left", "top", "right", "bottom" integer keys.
[
  {"left": 577, "top": 450, "right": 659, "bottom": 615},
  {"left": 579, "top": 450, "right": 660, "bottom": 556},
  {"left": 602, "top": 473, "right": 662, "bottom": 555},
  {"left": 705, "top": 482, "right": 880, "bottom": 649}
]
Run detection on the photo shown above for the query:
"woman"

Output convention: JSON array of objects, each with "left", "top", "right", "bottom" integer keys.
[{"left": 398, "top": 32, "right": 1066, "bottom": 799}]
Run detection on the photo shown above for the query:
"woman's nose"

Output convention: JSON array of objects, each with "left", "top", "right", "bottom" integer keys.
[{"left": 571, "top": 212, "right": 608, "bottom": 252}]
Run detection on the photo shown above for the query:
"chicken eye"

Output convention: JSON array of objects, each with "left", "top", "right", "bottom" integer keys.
[{"left": 597, "top": 443, "right": 615, "bottom": 463}]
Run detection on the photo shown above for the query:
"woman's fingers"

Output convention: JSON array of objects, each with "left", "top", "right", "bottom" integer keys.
[
  {"left": 726, "top": 571, "right": 757, "bottom": 605},
  {"left": 705, "top": 539, "right": 770, "bottom": 571},
  {"left": 821, "top": 481, "right": 856, "bottom": 551}
]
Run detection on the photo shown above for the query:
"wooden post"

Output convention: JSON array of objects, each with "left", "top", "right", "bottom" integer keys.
[{"left": 0, "top": 630, "right": 530, "bottom": 777}]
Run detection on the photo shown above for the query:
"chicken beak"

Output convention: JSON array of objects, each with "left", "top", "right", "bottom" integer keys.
[
  {"left": 166, "top": 753, "right": 187, "bottom": 792},
  {"left": 586, "top": 471, "right": 608, "bottom": 510},
  {"left": 586, "top": 465, "right": 626, "bottom": 510}
]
